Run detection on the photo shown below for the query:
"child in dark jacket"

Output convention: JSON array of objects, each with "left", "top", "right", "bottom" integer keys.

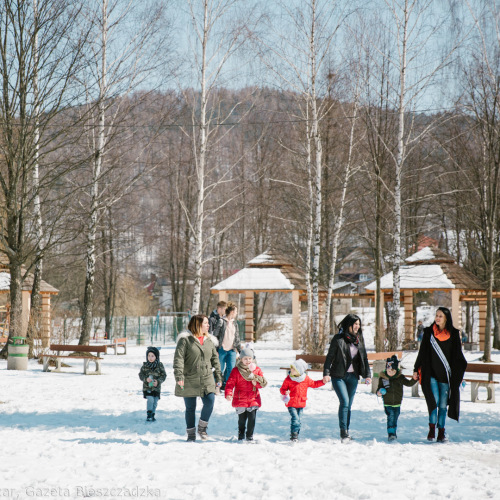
[
  {"left": 280, "top": 358, "right": 325, "bottom": 442},
  {"left": 225, "top": 346, "right": 267, "bottom": 441},
  {"left": 138, "top": 346, "right": 167, "bottom": 422},
  {"left": 377, "top": 355, "right": 417, "bottom": 441}
]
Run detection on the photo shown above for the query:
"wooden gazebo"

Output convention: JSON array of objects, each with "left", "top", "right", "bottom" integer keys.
[
  {"left": 0, "top": 255, "right": 58, "bottom": 346},
  {"left": 365, "top": 247, "right": 493, "bottom": 349},
  {"left": 211, "top": 251, "right": 323, "bottom": 349}
]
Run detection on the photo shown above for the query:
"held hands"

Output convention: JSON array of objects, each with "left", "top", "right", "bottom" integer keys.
[
  {"left": 365, "top": 378, "right": 372, "bottom": 385},
  {"left": 412, "top": 372, "right": 419, "bottom": 380},
  {"left": 322, "top": 376, "right": 331, "bottom": 384}
]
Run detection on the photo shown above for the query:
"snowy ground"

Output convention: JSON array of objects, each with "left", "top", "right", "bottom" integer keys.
[{"left": 1, "top": 324, "right": 500, "bottom": 500}]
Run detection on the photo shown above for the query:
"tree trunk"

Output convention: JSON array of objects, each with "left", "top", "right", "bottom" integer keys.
[{"left": 80, "top": 0, "right": 108, "bottom": 345}]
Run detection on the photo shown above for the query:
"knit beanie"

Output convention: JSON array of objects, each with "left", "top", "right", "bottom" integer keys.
[
  {"left": 290, "top": 358, "right": 308, "bottom": 376},
  {"left": 240, "top": 347, "right": 254, "bottom": 359},
  {"left": 386, "top": 354, "right": 399, "bottom": 371},
  {"left": 146, "top": 346, "right": 160, "bottom": 362}
]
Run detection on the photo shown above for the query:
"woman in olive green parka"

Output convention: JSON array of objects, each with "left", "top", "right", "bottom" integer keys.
[{"left": 173, "top": 314, "right": 222, "bottom": 441}]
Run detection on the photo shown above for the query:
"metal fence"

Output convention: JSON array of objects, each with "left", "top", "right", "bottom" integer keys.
[{"left": 52, "top": 314, "right": 246, "bottom": 346}]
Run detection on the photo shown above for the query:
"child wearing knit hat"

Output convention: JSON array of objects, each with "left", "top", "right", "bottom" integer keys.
[
  {"left": 280, "top": 358, "right": 326, "bottom": 442},
  {"left": 376, "top": 354, "right": 417, "bottom": 441},
  {"left": 138, "top": 346, "right": 167, "bottom": 422},
  {"left": 225, "top": 346, "right": 268, "bottom": 441}
]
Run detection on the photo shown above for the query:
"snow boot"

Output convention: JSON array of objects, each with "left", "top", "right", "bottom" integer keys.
[
  {"left": 186, "top": 427, "right": 196, "bottom": 442},
  {"left": 427, "top": 423, "right": 436, "bottom": 441},
  {"left": 198, "top": 419, "right": 209, "bottom": 441},
  {"left": 437, "top": 427, "right": 448, "bottom": 443},
  {"left": 151, "top": 413, "right": 156, "bottom": 422},
  {"left": 388, "top": 433, "right": 397, "bottom": 442},
  {"left": 290, "top": 432, "right": 299, "bottom": 442},
  {"left": 146, "top": 411, "right": 153, "bottom": 422},
  {"left": 340, "top": 429, "right": 351, "bottom": 442}
]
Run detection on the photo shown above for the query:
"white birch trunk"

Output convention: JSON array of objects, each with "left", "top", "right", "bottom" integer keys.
[
  {"left": 322, "top": 101, "right": 359, "bottom": 337},
  {"left": 308, "top": 0, "right": 324, "bottom": 354},
  {"left": 305, "top": 106, "right": 314, "bottom": 346},
  {"left": 190, "top": 0, "right": 209, "bottom": 315},
  {"left": 80, "top": 0, "right": 108, "bottom": 344},
  {"left": 389, "top": 0, "right": 408, "bottom": 350},
  {"left": 28, "top": 0, "right": 43, "bottom": 342}
]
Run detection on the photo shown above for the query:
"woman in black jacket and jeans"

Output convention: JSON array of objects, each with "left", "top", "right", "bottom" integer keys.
[
  {"left": 412, "top": 307, "right": 467, "bottom": 443},
  {"left": 323, "top": 314, "right": 371, "bottom": 441}
]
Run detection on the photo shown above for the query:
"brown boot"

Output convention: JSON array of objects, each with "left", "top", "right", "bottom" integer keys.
[
  {"left": 437, "top": 427, "right": 447, "bottom": 442},
  {"left": 427, "top": 423, "right": 436, "bottom": 441}
]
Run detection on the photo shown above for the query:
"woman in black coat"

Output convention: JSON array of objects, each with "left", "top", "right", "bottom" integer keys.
[
  {"left": 413, "top": 307, "right": 467, "bottom": 443},
  {"left": 323, "top": 314, "right": 371, "bottom": 441}
]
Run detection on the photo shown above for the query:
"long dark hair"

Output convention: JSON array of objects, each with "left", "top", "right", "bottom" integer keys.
[
  {"left": 338, "top": 314, "right": 363, "bottom": 337},
  {"left": 436, "top": 306, "right": 456, "bottom": 332}
]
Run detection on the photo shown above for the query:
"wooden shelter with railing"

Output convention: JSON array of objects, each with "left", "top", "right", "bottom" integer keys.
[
  {"left": 364, "top": 247, "right": 497, "bottom": 350},
  {"left": 211, "top": 251, "right": 328, "bottom": 350},
  {"left": 0, "top": 254, "right": 58, "bottom": 347}
]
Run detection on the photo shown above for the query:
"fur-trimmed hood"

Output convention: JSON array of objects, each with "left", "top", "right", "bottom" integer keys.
[{"left": 176, "top": 331, "right": 218, "bottom": 347}]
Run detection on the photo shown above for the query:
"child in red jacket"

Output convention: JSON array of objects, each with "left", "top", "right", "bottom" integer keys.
[
  {"left": 225, "top": 346, "right": 267, "bottom": 441},
  {"left": 280, "top": 358, "right": 325, "bottom": 441}
]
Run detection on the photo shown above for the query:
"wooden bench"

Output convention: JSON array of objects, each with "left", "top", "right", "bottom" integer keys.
[
  {"left": 105, "top": 337, "right": 127, "bottom": 355},
  {"left": 42, "top": 344, "right": 106, "bottom": 375},
  {"left": 282, "top": 352, "right": 403, "bottom": 372},
  {"left": 282, "top": 352, "right": 406, "bottom": 395},
  {"left": 463, "top": 363, "right": 500, "bottom": 403}
]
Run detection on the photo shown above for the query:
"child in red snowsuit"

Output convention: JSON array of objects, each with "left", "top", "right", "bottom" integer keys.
[
  {"left": 225, "top": 346, "right": 267, "bottom": 441},
  {"left": 280, "top": 358, "right": 325, "bottom": 441}
]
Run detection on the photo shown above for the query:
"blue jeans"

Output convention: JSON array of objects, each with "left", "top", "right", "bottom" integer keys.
[
  {"left": 429, "top": 377, "right": 449, "bottom": 428},
  {"left": 288, "top": 407, "right": 304, "bottom": 434},
  {"left": 219, "top": 348, "right": 236, "bottom": 384},
  {"left": 384, "top": 406, "right": 400, "bottom": 434},
  {"left": 331, "top": 372, "right": 358, "bottom": 431},
  {"left": 183, "top": 393, "right": 215, "bottom": 429},
  {"left": 146, "top": 396, "right": 159, "bottom": 413}
]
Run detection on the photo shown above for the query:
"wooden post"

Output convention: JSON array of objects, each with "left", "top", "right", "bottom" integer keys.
[
  {"left": 376, "top": 289, "right": 385, "bottom": 351},
  {"left": 41, "top": 294, "right": 51, "bottom": 348},
  {"left": 451, "top": 289, "right": 462, "bottom": 332},
  {"left": 403, "top": 291, "right": 414, "bottom": 345},
  {"left": 244, "top": 291, "right": 254, "bottom": 342},
  {"left": 292, "top": 290, "right": 300, "bottom": 350},
  {"left": 478, "top": 301, "right": 487, "bottom": 350}
]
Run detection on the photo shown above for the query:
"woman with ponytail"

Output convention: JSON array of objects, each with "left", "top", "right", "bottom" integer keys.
[
  {"left": 323, "top": 314, "right": 371, "bottom": 442},
  {"left": 413, "top": 307, "right": 467, "bottom": 443}
]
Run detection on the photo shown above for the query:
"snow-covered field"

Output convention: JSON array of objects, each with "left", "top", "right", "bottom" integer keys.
[{"left": 1, "top": 323, "right": 500, "bottom": 500}]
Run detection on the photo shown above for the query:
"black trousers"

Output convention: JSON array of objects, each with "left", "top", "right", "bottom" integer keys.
[{"left": 238, "top": 410, "right": 257, "bottom": 438}]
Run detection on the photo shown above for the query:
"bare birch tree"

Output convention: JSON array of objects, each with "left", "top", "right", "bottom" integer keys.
[
  {"left": 180, "top": 0, "right": 257, "bottom": 314},
  {"left": 258, "top": 0, "right": 351, "bottom": 353},
  {"left": 361, "top": 0, "right": 463, "bottom": 348},
  {"left": 0, "top": 0, "right": 88, "bottom": 355},
  {"left": 78, "top": 0, "right": 168, "bottom": 344}
]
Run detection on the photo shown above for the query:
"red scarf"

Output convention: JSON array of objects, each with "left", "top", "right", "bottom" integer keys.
[{"left": 433, "top": 324, "right": 450, "bottom": 342}]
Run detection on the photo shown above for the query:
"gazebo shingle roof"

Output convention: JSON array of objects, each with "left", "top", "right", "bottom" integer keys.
[
  {"left": 211, "top": 250, "right": 325, "bottom": 292},
  {"left": 365, "top": 247, "right": 485, "bottom": 292}
]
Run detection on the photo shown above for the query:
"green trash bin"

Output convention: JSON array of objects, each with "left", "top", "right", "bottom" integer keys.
[{"left": 7, "top": 336, "right": 29, "bottom": 370}]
